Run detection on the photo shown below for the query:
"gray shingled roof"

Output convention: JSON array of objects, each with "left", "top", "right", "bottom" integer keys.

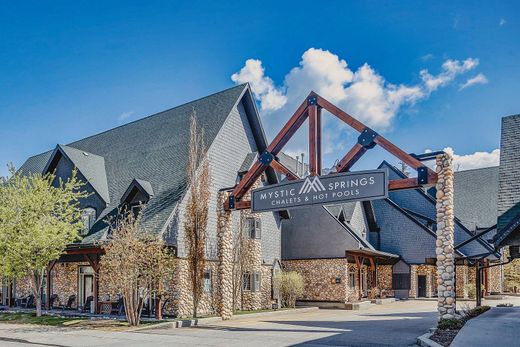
[
  {"left": 54, "top": 145, "right": 111, "bottom": 204},
  {"left": 18, "top": 84, "right": 249, "bottom": 244},
  {"left": 380, "top": 161, "right": 497, "bottom": 258},
  {"left": 453, "top": 166, "right": 499, "bottom": 231}
]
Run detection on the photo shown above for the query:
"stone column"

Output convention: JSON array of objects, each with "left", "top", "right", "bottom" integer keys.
[
  {"left": 435, "top": 153, "right": 456, "bottom": 319},
  {"left": 216, "top": 191, "right": 233, "bottom": 320}
]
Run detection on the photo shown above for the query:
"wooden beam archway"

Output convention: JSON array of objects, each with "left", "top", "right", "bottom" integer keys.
[{"left": 225, "top": 92, "right": 437, "bottom": 210}]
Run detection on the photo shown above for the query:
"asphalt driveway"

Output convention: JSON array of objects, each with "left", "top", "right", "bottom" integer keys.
[{"left": 0, "top": 300, "right": 439, "bottom": 347}]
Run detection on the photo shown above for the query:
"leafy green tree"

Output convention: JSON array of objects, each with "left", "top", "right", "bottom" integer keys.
[{"left": 0, "top": 166, "right": 87, "bottom": 316}]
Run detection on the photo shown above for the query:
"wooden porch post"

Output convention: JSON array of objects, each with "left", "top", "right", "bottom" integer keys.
[
  {"left": 369, "top": 257, "right": 377, "bottom": 289},
  {"left": 84, "top": 254, "right": 100, "bottom": 314},
  {"left": 45, "top": 260, "right": 57, "bottom": 310},
  {"left": 354, "top": 256, "right": 364, "bottom": 301}
]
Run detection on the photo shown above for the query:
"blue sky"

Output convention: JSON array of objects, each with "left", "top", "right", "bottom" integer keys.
[{"left": 1, "top": 1, "right": 519, "bottom": 177}]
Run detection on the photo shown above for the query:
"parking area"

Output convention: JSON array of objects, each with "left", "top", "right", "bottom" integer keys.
[
  {"left": 3, "top": 297, "right": 520, "bottom": 347},
  {"left": 0, "top": 300, "right": 441, "bottom": 347}
]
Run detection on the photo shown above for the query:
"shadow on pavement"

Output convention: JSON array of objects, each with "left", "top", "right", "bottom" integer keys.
[{"left": 193, "top": 310, "right": 437, "bottom": 347}]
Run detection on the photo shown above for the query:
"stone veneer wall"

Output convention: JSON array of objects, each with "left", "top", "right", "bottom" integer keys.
[
  {"left": 14, "top": 277, "right": 32, "bottom": 299},
  {"left": 455, "top": 265, "right": 469, "bottom": 298},
  {"left": 238, "top": 180, "right": 265, "bottom": 311},
  {"left": 282, "top": 259, "right": 369, "bottom": 303},
  {"left": 376, "top": 265, "right": 393, "bottom": 297},
  {"left": 410, "top": 265, "right": 436, "bottom": 298},
  {"left": 435, "top": 153, "right": 456, "bottom": 319},
  {"left": 167, "top": 259, "right": 219, "bottom": 318},
  {"left": 216, "top": 190, "right": 233, "bottom": 319},
  {"left": 487, "top": 265, "right": 503, "bottom": 294},
  {"left": 283, "top": 258, "right": 348, "bottom": 302}
]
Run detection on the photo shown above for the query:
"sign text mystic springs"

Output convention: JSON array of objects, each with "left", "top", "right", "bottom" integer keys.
[{"left": 251, "top": 169, "right": 388, "bottom": 212}]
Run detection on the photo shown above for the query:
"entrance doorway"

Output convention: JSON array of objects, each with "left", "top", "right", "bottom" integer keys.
[
  {"left": 1, "top": 282, "right": 14, "bottom": 306},
  {"left": 418, "top": 275, "right": 427, "bottom": 297},
  {"left": 78, "top": 266, "right": 94, "bottom": 308}
]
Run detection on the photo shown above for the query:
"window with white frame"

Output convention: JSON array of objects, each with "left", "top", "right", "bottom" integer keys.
[
  {"left": 245, "top": 218, "right": 261, "bottom": 239},
  {"left": 203, "top": 270, "right": 212, "bottom": 293},
  {"left": 348, "top": 267, "right": 356, "bottom": 288},
  {"left": 242, "top": 272, "right": 261, "bottom": 292},
  {"left": 253, "top": 272, "right": 261, "bottom": 291},
  {"left": 242, "top": 273, "right": 251, "bottom": 291},
  {"left": 81, "top": 208, "right": 96, "bottom": 235}
]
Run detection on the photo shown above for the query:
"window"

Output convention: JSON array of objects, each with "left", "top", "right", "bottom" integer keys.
[
  {"left": 245, "top": 218, "right": 261, "bottom": 239},
  {"left": 392, "top": 274, "right": 411, "bottom": 290},
  {"left": 348, "top": 268, "right": 356, "bottom": 288},
  {"left": 131, "top": 204, "right": 142, "bottom": 217},
  {"left": 81, "top": 208, "right": 96, "bottom": 235},
  {"left": 242, "top": 272, "right": 261, "bottom": 292},
  {"left": 253, "top": 273, "right": 261, "bottom": 292},
  {"left": 203, "top": 270, "right": 212, "bottom": 293},
  {"left": 242, "top": 273, "right": 251, "bottom": 291}
]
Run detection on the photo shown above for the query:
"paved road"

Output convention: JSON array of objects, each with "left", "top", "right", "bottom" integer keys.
[
  {"left": 451, "top": 306, "right": 520, "bottom": 347},
  {"left": 0, "top": 300, "right": 438, "bottom": 347}
]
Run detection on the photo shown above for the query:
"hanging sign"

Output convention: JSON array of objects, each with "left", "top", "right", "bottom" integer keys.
[{"left": 251, "top": 169, "right": 388, "bottom": 212}]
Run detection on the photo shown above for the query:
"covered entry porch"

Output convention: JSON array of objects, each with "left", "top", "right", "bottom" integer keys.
[{"left": 346, "top": 248, "right": 399, "bottom": 301}]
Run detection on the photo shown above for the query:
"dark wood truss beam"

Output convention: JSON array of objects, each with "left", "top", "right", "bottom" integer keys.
[
  {"left": 232, "top": 97, "right": 309, "bottom": 199},
  {"left": 226, "top": 91, "right": 438, "bottom": 210},
  {"left": 336, "top": 143, "right": 367, "bottom": 173},
  {"left": 65, "top": 247, "right": 104, "bottom": 256},
  {"left": 308, "top": 104, "right": 319, "bottom": 176},
  {"left": 270, "top": 159, "right": 299, "bottom": 181}
]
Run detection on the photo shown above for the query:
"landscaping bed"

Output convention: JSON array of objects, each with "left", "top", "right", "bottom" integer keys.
[
  {"left": 0, "top": 312, "right": 161, "bottom": 331},
  {"left": 429, "top": 306, "right": 491, "bottom": 346}
]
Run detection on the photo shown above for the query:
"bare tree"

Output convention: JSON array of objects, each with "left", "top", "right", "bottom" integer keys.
[
  {"left": 100, "top": 210, "right": 175, "bottom": 326},
  {"left": 184, "top": 112, "right": 212, "bottom": 318},
  {"left": 231, "top": 217, "right": 248, "bottom": 311}
]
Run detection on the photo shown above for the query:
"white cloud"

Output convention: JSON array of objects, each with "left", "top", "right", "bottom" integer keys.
[
  {"left": 233, "top": 48, "right": 480, "bottom": 130},
  {"left": 420, "top": 53, "right": 435, "bottom": 61},
  {"left": 420, "top": 58, "right": 479, "bottom": 92},
  {"left": 230, "top": 59, "right": 287, "bottom": 111},
  {"left": 118, "top": 110, "right": 135, "bottom": 121},
  {"left": 459, "top": 73, "right": 488, "bottom": 90},
  {"left": 232, "top": 48, "right": 483, "bottom": 165},
  {"left": 429, "top": 147, "right": 500, "bottom": 171},
  {"left": 499, "top": 18, "right": 507, "bottom": 26}
]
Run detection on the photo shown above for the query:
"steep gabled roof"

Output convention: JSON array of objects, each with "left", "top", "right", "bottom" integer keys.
[
  {"left": 452, "top": 166, "right": 499, "bottom": 231},
  {"left": 18, "top": 84, "right": 251, "bottom": 244},
  {"left": 379, "top": 161, "right": 498, "bottom": 258},
  {"left": 496, "top": 114, "right": 520, "bottom": 247},
  {"left": 120, "top": 178, "right": 155, "bottom": 203},
  {"left": 45, "top": 145, "right": 111, "bottom": 204}
]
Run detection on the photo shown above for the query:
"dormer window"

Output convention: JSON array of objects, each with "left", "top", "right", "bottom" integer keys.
[
  {"left": 131, "top": 204, "right": 143, "bottom": 217},
  {"left": 81, "top": 207, "right": 96, "bottom": 235}
]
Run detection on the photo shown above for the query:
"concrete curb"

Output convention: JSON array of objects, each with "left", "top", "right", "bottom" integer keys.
[
  {"left": 131, "top": 307, "right": 320, "bottom": 331},
  {"left": 416, "top": 329, "right": 443, "bottom": 347}
]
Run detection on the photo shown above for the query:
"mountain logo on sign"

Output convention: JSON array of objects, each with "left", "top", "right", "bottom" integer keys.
[{"left": 299, "top": 176, "right": 326, "bottom": 194}]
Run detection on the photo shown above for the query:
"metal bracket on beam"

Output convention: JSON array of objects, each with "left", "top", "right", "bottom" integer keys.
[
  {"left": 307, "top": 95, "right": 318, "bottom": 106},
  {"left": 228, "top": 195, "right": 235, "bottom": 210},
  {"left": 258, "top": 151, "right": 274, "bottom": 165},
  {"left": 417, "top": 166, "right": 429, "bottom": 185},
  {"left": 357, "top": 127, "right": 378, "bottom": 149}
]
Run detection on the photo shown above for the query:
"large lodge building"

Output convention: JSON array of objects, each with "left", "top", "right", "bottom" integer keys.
[{"left": 1, "top": 84, "right": 518, "bottom": 316}]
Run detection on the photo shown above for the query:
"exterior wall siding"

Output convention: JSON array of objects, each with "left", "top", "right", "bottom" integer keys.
[
  {"left": 497, "top": 115, "right": 520, "bottom": 235},
  {"left": 372, "top": 199, "right": 437, "bottom": 264},
  {"left": 172, "top": 100, "right": 280, "bottom": 264},
  {"left": 282, "top": 206, "right": 360, "bottom": 260}
]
